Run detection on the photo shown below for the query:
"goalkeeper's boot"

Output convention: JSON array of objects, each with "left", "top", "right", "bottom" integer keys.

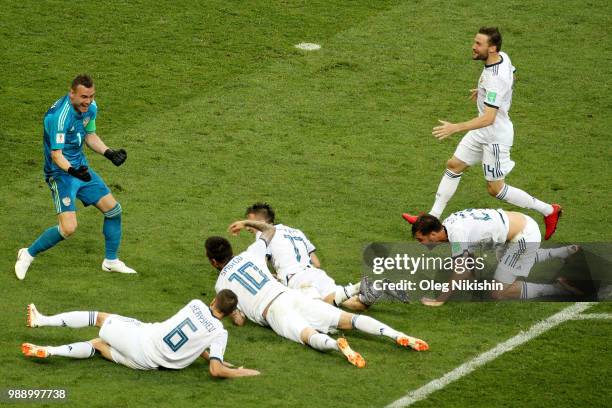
[
  {"left": 544, "top": 204, "right": 562, "bottom": 240},
  {"left": 102, "top": 259, "right": 137, "bottom": 274},
  {"left": 27, "top": 303, "right": 41, "bottom": 328},
  {"left": 397, "top": 334, "right": 429, "bottom": 351},
  {"left": 401, "top": 213, "right": 419, "bottom": 224},
  {"left": 21, "top": 343, "right": 49, "bottom": 358},
  {"left": 15, "top": 248, "right": 34, "bottom": 281},
  {"left": 337, "top": 338, "right": 366, "bottom": 368}
]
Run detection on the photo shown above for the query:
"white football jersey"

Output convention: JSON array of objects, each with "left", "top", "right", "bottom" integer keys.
[
  {"left": 142, "top": 299, "right": 228, "bottom": 369},
  {"left": 256, "top": 224, "right": 316, "bottom": 283},
  {"left": 443, "top": 209, "right": 510, "bottom": 257},
  {"left": 215, "top": 239, "right": 287, "bottom": 326},
  {"left": 474, "top": 51, "right": 516, "bottom": 145}
]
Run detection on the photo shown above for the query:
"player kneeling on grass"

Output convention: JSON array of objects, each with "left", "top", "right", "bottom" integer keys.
[
  {"left": 21, "top": 290, "right": 260, "bottom": 378},
  {"left": 206, "top": 219, "right": 428, "bottom": 369},
  {"left": 244, "top": 203, "right": 409, "bottom": 311},
  {"left": 411, "top": 208, "right": 581, "bottom": 306}
]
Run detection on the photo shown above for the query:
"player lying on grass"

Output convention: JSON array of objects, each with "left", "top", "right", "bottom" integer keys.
[
  {"left": 411, "top": 208, "right": 580, "bottom": 306},
  {"left": 205, "top": 219, "right": 428, "bottom": 369},
  {"left": 21, "top": 290, "right": 260, "bottom": 378},
  {"left": 244, "top": 203, "right": 409, "bottom": 311}
]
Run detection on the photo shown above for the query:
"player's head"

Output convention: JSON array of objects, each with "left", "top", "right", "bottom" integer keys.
[
  {"left": 412, "top": 214, "right": 447, "bottom": 246},
  {"left": 473, "top": 27, "right": 502, "bottom": 60},
  {"left": 69, "top": 74, "right": 96, "bottom": 113},
  {"left": 245, "top": 202, "right": 275, "bottom": 225},
  {"left": 211, "top": 289, "right": 238, "bottom": 317},
  {"left": 205, "top": 236, "right": 233, "bottom": 270}
]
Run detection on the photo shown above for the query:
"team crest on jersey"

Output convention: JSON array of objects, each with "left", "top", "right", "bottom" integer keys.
[
  {"left": 56, "top": 133, "right": 65, "bottom": 144},
  {"left": 62, "top": 197, "right": 71, "bottom": 207}
]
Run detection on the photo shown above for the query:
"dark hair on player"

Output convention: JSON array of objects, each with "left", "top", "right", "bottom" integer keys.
[
  {"left": 411, "top": 214, "right": 444, "bottom": 237},
  {"left": 71, "top": 74, "right": 94, "bottom": 90},
  {"left": 245, "top": 202, "right": 275, "bottom": 223},
  {"left": 478, "top": 27, "right": 502, "bottom": 52},
  {"left": 215, "top": 289, "right": 238, "bottom": 316},
  {"left": 205, "top": 236, "right": 233, "bottom": 264}
]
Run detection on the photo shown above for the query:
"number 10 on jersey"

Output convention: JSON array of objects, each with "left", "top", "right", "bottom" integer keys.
[{"left": 229, "top": 261, "right": 269, "bottom": 294}]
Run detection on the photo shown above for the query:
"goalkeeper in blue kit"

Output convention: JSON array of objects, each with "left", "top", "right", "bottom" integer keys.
[{"left": 15, "top": 74, "right": 136, "bottom": 280}]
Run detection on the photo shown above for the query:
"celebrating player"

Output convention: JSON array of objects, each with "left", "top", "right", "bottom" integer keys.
[
  {"left": 15, "top": 74, "right": 135, "bottom": 280},
  {"left": 244, "top": 203, "right": 408, "bottom": 311},
  {"left": 411, "top": 209, "right": 580, "bottom": 306},
  {"left": 402, "top": 27, "right": 562, "bottom": 240},
  {"left": 21, "top": 291, "right": 260, "bottom": 378},
  {"left": 205, "top": 219, "right": 428, "bottom": 369}
]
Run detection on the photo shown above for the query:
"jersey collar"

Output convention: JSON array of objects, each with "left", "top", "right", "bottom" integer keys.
[{"left": 485, "top": 54, "right": 504, "bottom": 68}]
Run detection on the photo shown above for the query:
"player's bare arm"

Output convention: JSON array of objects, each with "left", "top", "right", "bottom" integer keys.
[
  {"left": 228, "top": 220, "right": 276, "bottom": 244},
  {"left": 86, "top": 133, "right": 127, "bottom": 166},
  {"left": 421, "top": 251, "right": 475, "bottom": 306},
  {"left": 432, "top": 106, "right": 497, "bottom": 140},
  {"left": 469, "top": 88, "right": 478, "bottom": 102},
  {"left": 209, "top": 358, "right": 260, "bottom": 378},
  {"left": 230, "top": 309, "right": 246, "bottom": 326},
  {"left": 309, "top": 252, "right": 321, "bottom": 268},
  {"left": 50, "top": 149, "right": 72, "bottom": 172}
]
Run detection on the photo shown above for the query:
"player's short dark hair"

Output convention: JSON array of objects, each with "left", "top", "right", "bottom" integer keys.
[
  {"left": 71, "top": 74, "right": 94, "bottom": 90},
  {"left": 246, "top": 202, "right": 275, "bottom": 223},
  {"left": 478, "top": 27, "right": 502, "bottom": 52},
  {"left": 205, "top": 236, "right": 233, "bottom": 264},
  {"left": 412, "top": 214, "right": 444, "bottom": 237},
  {"left": 215, "top": 289, "right": 238, "bottom": 316}
]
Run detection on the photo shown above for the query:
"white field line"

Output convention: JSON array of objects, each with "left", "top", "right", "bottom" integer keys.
[
  {"left": 386, "top": 302, "right": 596, "bottom": 408},
  {"left": 570, "top": 313, "right": 612, "bottom": 320}
]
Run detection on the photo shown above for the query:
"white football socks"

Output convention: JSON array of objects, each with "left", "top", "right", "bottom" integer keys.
[
  {"left": 430, "top": 169, "right": 463, "bottom": 218},
  {"left": 535, "top": 246, "right": 578, "bottom": 263},
  {"left": 495, "top": 184, "right": 553, "bottom": 216},
  {"left": 351, "top": 315, "right": 400, "bottom": 340},
  {"left": 520, "top": 281, "right": 568, "bottom": 299},
  {"left": 37, "top": 311, "right": 98, "bottom": 328},
  {"left": 307, "top": 333, "right": 339, "bottom": 352},
  {"left": 48, "top": 342, "right": 95, "bottom": 359},
  {"left": 334, "top": 283, "right": 360, "bottom": 306}
]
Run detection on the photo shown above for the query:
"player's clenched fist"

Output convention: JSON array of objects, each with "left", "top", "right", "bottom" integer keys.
[{"left": 104, "top": 148, "right": 127, "bottom": 166}]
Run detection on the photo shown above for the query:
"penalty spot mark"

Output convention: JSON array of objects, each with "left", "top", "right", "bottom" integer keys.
[{"left": 295, "top": 42, "right": 321, "bottom": 51}]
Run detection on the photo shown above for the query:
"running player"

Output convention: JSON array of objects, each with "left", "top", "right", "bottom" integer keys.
[
  {"left": 411, "top": 209, "right": 580, "bottom": 306},
  {"left": 205, "top": 219, "right": 428, "bottom": 369},
  {"left": 15, "top": 74, "right": 135, "bottom": 280},
  {"left": 21, "top": 290, "right": 260, "bottom": 378},
  {"left": 402, "top": 27, "right": 562, "bottom": 240}
]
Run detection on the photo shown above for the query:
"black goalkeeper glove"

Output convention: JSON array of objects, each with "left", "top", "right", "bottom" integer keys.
[
  {"left": 67, "top": 165, "right": 92, "bottom": 182},
  {"left": 104, "top": 148, "right": 127, "bottom": 166}
]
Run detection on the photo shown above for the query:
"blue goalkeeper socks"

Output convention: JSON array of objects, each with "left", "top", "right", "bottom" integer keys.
[
  {"left": 28, "top": 226, "right": 64, "bottom": 257},
  {"left": 103, "top": 204, "right": 122, "bottom": 260}
]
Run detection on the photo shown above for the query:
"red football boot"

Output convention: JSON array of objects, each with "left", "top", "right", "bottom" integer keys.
[{"left": 544, "top": 204, "right": 562, "bottom": 240}]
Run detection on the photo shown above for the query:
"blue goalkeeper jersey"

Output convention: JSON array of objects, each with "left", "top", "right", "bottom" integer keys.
[{"left": 43, "top": 94, "right": 97, "bottom": 177}]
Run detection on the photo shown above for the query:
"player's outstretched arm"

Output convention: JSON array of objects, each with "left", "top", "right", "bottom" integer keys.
[
  {"left": 209, "top": 359, "right": 260, "bottom": 378},
  {"left": 432, "top": 106, "right": 498, "bottom": 140},
  {"left": 228, "top": 220, "right": 275, "bottom": 244}
]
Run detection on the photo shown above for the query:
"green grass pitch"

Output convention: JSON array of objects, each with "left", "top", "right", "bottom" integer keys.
[{"left": 1, "top": 1, "right": 610, "bottom": 407}]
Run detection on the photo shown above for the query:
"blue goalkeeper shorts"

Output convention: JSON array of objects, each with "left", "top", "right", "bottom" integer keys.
[{"left": 46, "top": 168, "right": 111, "bottom": 213}]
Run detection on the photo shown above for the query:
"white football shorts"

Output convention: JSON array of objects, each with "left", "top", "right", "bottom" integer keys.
[
  {"left": 99, "top": 314, "right": 156, "bottom": 370},
  {"left": 287, "top": 266, "right": 337, "bottom": 300},
  {"left": 494, "top": 215, "right": 541, "bottom": 284},
  {"left": 266, "top": 292, "right": 342, "bottom": 344},
  {"left": 454, "top": 131, "right": 515, "bottom": 181}
]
